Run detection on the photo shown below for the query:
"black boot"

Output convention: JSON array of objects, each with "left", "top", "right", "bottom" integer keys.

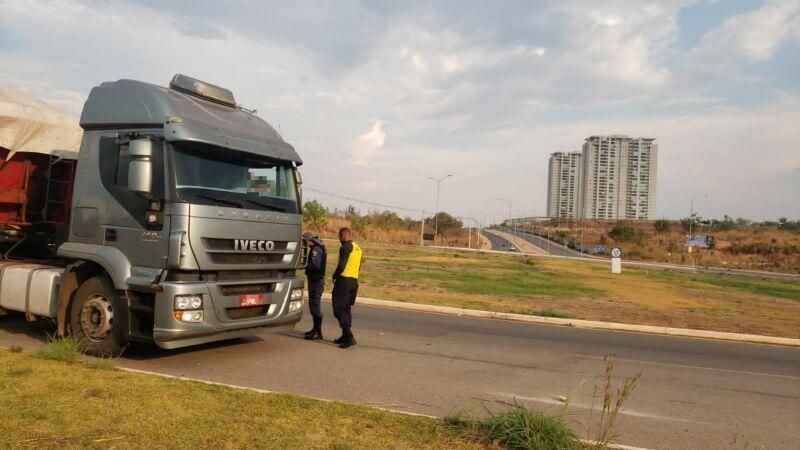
[
  {"left": 305, "top": 317, "right": 323, "bottom": 340},
  {"left": 338, "top": 329, "right": 356, "bottom": 349}
]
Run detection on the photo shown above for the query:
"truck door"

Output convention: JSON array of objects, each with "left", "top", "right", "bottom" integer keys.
[{"left": 97, "top": 136, "right": 170, "bottom": 271}]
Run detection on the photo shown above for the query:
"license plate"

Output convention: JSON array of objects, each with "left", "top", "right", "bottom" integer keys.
[{"left": 239, "top": 294, "right": 265, "bottom": 307}]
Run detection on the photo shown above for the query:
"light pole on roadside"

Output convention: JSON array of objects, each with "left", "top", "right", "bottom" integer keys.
[
  {"left": 688, "top": 194, "right": 709, "bottom": 269},
  {"left": 429, "top": 174, "right": 452, "bottom": 245},
  {"left": 688, "top": 194, "right": 709, "bottom": 238}
]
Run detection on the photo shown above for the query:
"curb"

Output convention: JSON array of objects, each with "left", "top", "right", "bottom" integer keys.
[{"left": 317, "top": 294, "right": 800, "bottom": 347}]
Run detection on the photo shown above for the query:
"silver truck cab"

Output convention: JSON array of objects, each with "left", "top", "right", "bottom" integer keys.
[{"left": 56, "top": 75, "right": 305, "bottom": 351}]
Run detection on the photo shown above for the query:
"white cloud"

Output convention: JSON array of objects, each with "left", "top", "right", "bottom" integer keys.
[
  {"left": 0, "top": 0, "right": 797, "bottom": 221},
  {"left": 693, "top": 0, "right": 800, "bottom": 62},
  {"left": 351, "top": 120, "right": 386, "bottom": 166}
]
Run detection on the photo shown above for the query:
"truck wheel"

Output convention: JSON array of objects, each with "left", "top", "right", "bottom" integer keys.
[{"left": 69, "top": 275, "right": 127, "bottom": 356}]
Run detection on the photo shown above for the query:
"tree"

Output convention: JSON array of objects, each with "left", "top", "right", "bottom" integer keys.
[
  {"left": 608, "top": 224, "right": 638, "bottom": 242},
  {"left": 681, "top": 213, "right": 702, "bottom": 234},
  {"left": 425, "top": 212, "right": 463, "bottom": 234},
  {"left": 653, "top": 219, "right": 671, "bottom": 246},
  {"left": 302, "top": 200, "right": 328, "bottom": 231},
  {"left": 369, "top": 210, "right": 403, "bottom": 230},
  {"left": 654, "top": 219, "right": 671, "bottom": 234}
]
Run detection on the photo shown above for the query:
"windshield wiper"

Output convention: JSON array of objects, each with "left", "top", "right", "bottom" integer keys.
[
  {"left": 195, "top": 193, "right": 244, "bottom": 208},
  {"left": 245, "top": 197, "right": 287, "bottom": 212}
]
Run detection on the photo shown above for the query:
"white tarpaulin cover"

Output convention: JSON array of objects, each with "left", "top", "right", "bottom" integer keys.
[{"left": 0, "top": 90, "right": 82, "bottom": 160}]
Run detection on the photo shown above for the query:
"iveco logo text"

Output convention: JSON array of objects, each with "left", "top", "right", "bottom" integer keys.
[{"left": 234, "top": 239, "right": 275, "bottom": 251}]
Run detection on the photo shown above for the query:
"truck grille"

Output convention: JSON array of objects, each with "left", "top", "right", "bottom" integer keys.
[
  {"left": 219, "top": 283, "right": 274, "bottom": 296},
  {"left": 226, "top": 305, "right": 270, "bottom": 320},
  {"left": 208, "top": 253, "right": 285, "bottom": 265},
  {"left": 201, "top": 238, "right": 295, "bottom": 266},
  {"left": 203, "top": 238, "right": 289, "bottom": 251}
]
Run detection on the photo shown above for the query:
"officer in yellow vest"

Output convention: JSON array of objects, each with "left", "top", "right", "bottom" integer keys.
[{"left": 331, "top": 227, "right": 362, "bottom": 349}]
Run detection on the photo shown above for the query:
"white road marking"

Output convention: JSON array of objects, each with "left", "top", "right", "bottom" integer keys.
[
  {"left": 573, "top": 354, "right": 800, "bottom": 380},
  {"left": 494, "top": 393, "right": 705, "bottom": 425}
]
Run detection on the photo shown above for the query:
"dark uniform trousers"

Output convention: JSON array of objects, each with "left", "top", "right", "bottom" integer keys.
[
  {"left": 307, "top": 278, "right": 325, "bottom": 320},
  {"left": 332, "top": 277, "right": 358, "bottom": 332}
]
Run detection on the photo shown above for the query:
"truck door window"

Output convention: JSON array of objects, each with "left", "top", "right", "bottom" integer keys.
[
  {"left": 98, "top": 136, "right": 165, "bottom": 229},
  {"left": 115, "top": 145, "right": 130, "bottom": 187}
]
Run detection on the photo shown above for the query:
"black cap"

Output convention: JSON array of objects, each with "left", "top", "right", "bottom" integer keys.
[{"left": 302, "top": 232, "right": 315, "bottom": 240}]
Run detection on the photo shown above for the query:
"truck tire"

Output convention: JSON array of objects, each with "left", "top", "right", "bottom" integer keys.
[{"left": 69, "top": 275, "right": 127, "bottom": 356}]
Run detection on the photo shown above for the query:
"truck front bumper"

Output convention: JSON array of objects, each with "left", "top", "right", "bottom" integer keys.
[{"left": 151, "top": 277, "right": 304, "bottom": 350}]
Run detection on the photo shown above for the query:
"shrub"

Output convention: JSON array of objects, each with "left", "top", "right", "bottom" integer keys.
[
  {"left": 444, "top": 402, "right": 579, "bottom": 450},
  {"left": 35, "top": 334, "right": 84, "bottom": 363},
  {"left": 608, "top": 224, "right": 638, "bottom": 242}
]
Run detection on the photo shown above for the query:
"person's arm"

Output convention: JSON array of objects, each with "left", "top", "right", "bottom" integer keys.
[
  {"left": 306, "top": 246, "right": 322, "bottom": 272},
  {"left": 333, "top": 241, "right": 352, "bottom": 280}
]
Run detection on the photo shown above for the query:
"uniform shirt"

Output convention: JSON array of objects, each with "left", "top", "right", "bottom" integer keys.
[
  {"left": 305, "top": 242, "right": 327, "bottom": 281},
  {"left": 333, "top": 240, "right": 362, "bottom": 280}
]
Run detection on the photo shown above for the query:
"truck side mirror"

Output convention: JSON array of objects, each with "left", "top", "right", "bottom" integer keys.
[{"left": 128, "top": 139, "right": 154, "bottom": 197}]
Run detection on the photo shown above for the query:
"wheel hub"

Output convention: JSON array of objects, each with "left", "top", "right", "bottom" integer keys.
[{"left": 80, "top": 294, "right": 114, "bottom": 342}]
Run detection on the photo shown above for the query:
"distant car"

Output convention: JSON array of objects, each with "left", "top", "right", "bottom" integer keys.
[{"left": 509, "top": 245, "right": 517, "bottom": 251}]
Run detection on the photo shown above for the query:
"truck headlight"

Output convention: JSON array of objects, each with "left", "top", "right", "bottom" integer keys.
[
  {"left": 174, "top": 311, "right": 204, "bottom": 323},
  {"left": 290, "top": 289, "right": 303, "bottom": 301},
  {"left": 289, "top": 300, "right": 303, "bottom": 313},
  {"left": 174, "top": 294, "right": 203, "bottom": 310}
]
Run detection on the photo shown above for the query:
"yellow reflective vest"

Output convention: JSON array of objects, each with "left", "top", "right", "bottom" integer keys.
[{"left": 339, "top": 241, "right": 362, "bottom": 279}]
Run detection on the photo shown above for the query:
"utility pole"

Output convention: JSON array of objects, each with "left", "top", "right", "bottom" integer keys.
[
  {"left": 419, "top": 210, "right": 425, "bottom": 247},
  {"left": 428, "top": 174, "right": 452, "bottom": 246},
  {"left": 688, "top": 194, "right": 709, "bottom": 269}
]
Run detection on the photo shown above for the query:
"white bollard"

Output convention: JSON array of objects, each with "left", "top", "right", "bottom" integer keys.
[{"left": 611, "top": 247, "right": 622, "bottom": 274}]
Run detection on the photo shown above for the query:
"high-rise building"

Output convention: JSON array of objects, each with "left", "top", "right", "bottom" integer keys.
[
  {"left": 579, "top": 135, "right": 658, "bottom": 220},
  {"left": 546, "top": 152, "right": 583, "bottom": 218}
]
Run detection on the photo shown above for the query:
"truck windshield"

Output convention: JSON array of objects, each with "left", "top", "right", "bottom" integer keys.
[{"left": 171, "top": 144, "right": 299, "bottom": 214}]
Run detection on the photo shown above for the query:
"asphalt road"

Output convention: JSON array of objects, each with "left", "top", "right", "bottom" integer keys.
[
  {"left": 508, "top": 228, "right": 586, "bottom": 257},
  {"left": 481, "top": 230, "right": 517, "bottom": 251},
  {"left": 2, "top": 308, "right": 798, "bottom": 449}
]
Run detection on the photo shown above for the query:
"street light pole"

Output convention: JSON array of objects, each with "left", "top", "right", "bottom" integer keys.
[
  {"left": 498, "top": 198, "right": 512, "bottom": 230},
  {"left": 688, "top": 194, "right": 709, "bottom": 269},
  {"left": 428, "top": 174, "right": 452, "bottom": 245}
]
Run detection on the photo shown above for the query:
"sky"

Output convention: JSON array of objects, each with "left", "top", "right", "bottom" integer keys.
[{"left": 1, "top": 0, "right": 798, "bottom": 224}]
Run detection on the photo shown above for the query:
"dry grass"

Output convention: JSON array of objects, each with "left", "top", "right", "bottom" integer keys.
[
  {"left": 308, "top": 215, "right": 482, "bottom": 248},
  {"left": 522, "top": 220, "right": 800, "bottom": 274},
  {"left": 318, "top": 243, "right": 800, "bottom": 338},
  {"left": 0, "top": 349, "right": 479, "bottom": 449}
]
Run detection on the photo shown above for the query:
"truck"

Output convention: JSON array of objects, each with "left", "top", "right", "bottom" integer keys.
[{"left": 0, "top": 75, "right": 307, "bottom": 355}]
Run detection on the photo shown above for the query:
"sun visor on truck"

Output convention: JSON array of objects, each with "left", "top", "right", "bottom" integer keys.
[
  {"left": 164, "top": 117, "right": 302, "bottom": 165},
  {"left": 80, "top": 77, "right": 302, "bottom": 165}
]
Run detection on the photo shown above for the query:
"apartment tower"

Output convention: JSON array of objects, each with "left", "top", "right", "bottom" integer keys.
[
  {"left": 579, "top": 135, "right": 658, "bottom": 220},
  {"left": 546, "top": 152, "right": 583, "bottom": 218}
]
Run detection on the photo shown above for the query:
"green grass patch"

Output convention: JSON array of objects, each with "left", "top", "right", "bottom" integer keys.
[
  {"left": 87, "top": 357, "right": 116, "bottom": 370},
  {"left": 34, "top": 334, "right": 84, "bottom": 363},
  {"left": 444, "top": 402, "right": 580, "bottom": 449},
  {"left": 365, "top": 255, "right": 602, "bottom": 299},
  {"left": 0, "top": 350, "right": 478, "bottom": 448},
  {"left": 633, "top": 270, "right": 800, "bottom": 301}
]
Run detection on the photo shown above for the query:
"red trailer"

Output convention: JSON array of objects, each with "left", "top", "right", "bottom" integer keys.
[{"left": 0, "top": 90, "right": 81, "bottom": 258}]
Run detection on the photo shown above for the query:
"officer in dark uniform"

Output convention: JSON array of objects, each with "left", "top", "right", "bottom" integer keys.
[
  {"left": 331, "top": 227, "right": 362, "bottom": 349},
  {"left": 302, "top": 232, "right": 327, "bottom": 340}
]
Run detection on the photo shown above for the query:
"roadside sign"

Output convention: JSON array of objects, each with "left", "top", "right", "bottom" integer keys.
[
  {"left": 423, "top": 233, "right": 435, "bottom": 241},
  {"left": 610, "top": 247, "right": 622, "bottom": 274}
]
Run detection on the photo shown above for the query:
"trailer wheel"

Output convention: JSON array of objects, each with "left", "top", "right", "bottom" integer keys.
[{"left": 69, "top": 275, "right": 127, "bottom": 356}]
